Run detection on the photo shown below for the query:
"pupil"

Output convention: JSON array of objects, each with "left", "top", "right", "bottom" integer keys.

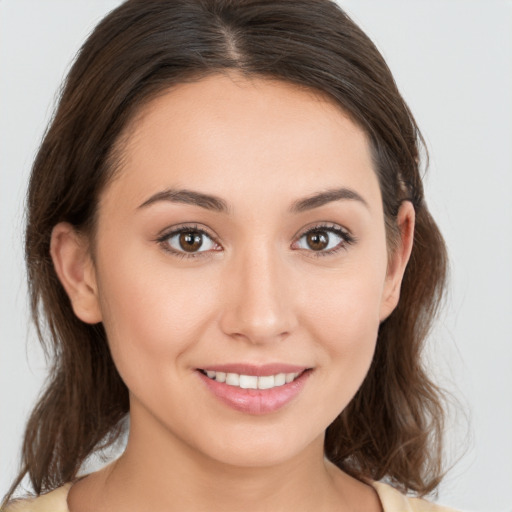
[
  {"left": 179, "top": 231, "right": 203, "bottom": 252},
  {"left": 307, "top": 231, "right": 328, "bottom": 251}
]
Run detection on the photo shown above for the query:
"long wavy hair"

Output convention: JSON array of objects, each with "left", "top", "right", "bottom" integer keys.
[{"left": 3, "top": 0, "right": 448, "bottom": 505}]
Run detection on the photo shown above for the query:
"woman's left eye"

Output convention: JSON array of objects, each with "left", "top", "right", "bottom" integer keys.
[{"left": 293, "top": 225, "right": 353, "bottom": 254}]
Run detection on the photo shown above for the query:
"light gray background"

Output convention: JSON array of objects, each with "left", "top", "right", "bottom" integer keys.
[{"left": 1, "top": 1, "right": 511, "bottom": 511}]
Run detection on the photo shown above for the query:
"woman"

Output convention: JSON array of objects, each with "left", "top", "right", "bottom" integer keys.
[{"left": 2, "top": 0, "right": 456, "bottom": 510}]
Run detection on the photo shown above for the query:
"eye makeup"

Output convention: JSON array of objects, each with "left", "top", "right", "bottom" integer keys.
[
  {"left": 155, "top": 223, "right": 221, "bottom": 260},
  {"left": 155, "top": 221, "right": 356, "bottom": 260},
  {"left": 293, "top": 223, "right": 356, "bottom": 257}
]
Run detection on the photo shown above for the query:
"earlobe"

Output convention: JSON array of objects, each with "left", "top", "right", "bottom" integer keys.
[
  {"left": 379, "top": 201, "right": 415, "bottom": 321},
  {"left": 50, "top": 222, "right": 102, "bottom": 324}
]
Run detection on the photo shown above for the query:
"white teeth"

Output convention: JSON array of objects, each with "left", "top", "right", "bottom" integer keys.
[
  {"left": 274, "top": 373, "right": 286, "bottom": 386},
  {"left": 239, "top": 375, "right": 258, "bottom": 389},
  {"left": 225, "top": 373, "right": 239, "bottom": 386},
  {"left": 258, "top": 375, "right": 275, "bottom": 389},
  {"left": 203, "top": 370, "right": 302, "bottom": 389},
  {"left": 285, "top": 372, "right": 295, "bottom": 383}
]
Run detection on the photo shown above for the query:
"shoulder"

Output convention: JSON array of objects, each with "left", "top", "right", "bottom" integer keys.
[
  {"left": 2, "top": 484, "right": 71, "bottom": 512},
  {"left": 3, "top": 480, "right": 461, "bottom": 512},
  {"left": 371, "top": 481, "right": 461, "bottom": 512}
]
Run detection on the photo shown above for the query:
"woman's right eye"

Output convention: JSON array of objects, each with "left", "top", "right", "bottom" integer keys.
[{"left": 158, "top": 228, "right": 220, "bottom": 257}]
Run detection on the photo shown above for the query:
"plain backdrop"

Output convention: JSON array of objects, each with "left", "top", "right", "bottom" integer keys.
[{"left": 1, "top": 1, "right": 511, "bottom": 511}]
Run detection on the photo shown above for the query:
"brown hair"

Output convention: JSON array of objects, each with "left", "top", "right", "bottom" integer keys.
[{"left": 3, "top": 0, "right": 448, "bottom": 505}]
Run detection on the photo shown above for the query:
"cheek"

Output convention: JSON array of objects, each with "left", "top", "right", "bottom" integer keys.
[
  {"left": 95, "top": 252, "right": 220, "bottom": 386},
  {"left": 309, "top": 281, "right": 381, "bottom": 377},
  {"left": 299, "top": 257, "right": 386, "bottom": 409},
  {"left": 302, "top": 258, "right": 386, "bottom": 349}
]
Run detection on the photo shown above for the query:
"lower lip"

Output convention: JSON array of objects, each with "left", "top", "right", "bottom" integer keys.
[{"left": 197, "top": 370, "right": 312, "bottom": 415}]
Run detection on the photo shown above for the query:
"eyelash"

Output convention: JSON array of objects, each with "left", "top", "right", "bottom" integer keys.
[
  {"left": 295, "top": 224, "right": 356, "bottom": 257},
  {"left": 156, "top": 223, "right": 355, "bottom": 260},
  {"left": 156, "top": 224, "right": 220, "bottom": 260}
]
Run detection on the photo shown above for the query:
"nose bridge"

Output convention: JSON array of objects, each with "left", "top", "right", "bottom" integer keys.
[{"left": 220, "top": 237, "right": 296, "bottom": 343}]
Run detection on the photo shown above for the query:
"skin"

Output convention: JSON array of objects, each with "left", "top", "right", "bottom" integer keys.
[{"left": 51, "top": 72, "right": 414, "bottom": 512}]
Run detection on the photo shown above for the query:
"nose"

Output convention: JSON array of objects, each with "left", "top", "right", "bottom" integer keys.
[{"left": 218, "top": 243, "right": 298, "bottom": 345}]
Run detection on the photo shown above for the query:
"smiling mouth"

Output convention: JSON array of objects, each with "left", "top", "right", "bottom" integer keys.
[
  {"left": 196, "top": 366, "right": 313, "bottom": 414},
  {"left": 198, "top": 369, "right": 307, "bottom": 390}
]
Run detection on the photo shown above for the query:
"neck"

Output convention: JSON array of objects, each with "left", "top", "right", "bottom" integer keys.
[
  {"left": 108, "top": 426, "right": 340, "bottom": 511},
  {"left": 70, "top": 401, "right": 381, "bottom": 512}
]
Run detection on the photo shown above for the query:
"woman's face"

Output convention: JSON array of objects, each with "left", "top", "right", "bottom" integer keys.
[{"left": 62, "top": 73, "right": 412, "bottom": 468}]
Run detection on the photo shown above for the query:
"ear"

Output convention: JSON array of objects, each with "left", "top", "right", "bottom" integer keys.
[
  {"left": 50, "top": 222, "right": 102, "bottom": 324},
  {"left": 379, "top": 201, "right": 415, "bottom": 322}
]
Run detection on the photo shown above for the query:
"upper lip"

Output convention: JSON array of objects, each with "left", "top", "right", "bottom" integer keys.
[{"left": 198, "top": 363, "right": 310, "bottom": 377}]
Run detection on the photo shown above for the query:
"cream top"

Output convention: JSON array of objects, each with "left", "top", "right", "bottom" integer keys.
[{"left": 4, "top": 481, "right": 459, "bottom": 512}]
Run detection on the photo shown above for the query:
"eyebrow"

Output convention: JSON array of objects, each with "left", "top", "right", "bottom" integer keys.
[
  {"left": 138, "top": 186, "right": 368, "bottom": 213},
  {"left": 289, "top": 187, "right": 368, "bottom": 213},
  {"left": 138, "top": 188, "right": 229, "bottom": 213}
]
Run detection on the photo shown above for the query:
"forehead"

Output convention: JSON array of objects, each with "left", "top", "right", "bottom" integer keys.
[{"left": 100, "top": 72, "right": 381, "bottom": 215}]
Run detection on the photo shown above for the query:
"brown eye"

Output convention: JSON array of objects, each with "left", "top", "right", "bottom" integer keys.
[
  {"left": 179, "top": 231, "right": 203, "bottom": 252},
  {"left": 294, "top": 225, "right": 352, "bottom": 255},
  {"left": 306, "top": 231, "right": 329, "bottom": 251},
  {"left": 161, "top": 228, "right": 218, "bottom": 256}
]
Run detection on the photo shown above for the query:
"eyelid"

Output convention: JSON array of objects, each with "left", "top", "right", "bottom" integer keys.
[
  {"left": 294, "top": 222, "right": 354, "bottom": 240},
  {"left": 292, "top": 222, "right": 356, "bottom": 256},
  {"left": 156, "top": 223, "right": 222, "bottom": 259},
  {"left": 155, "top": 221, "right": 355, "bottom": 259}
]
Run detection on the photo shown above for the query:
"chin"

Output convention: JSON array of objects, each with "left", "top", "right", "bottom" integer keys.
[{"left": 185, "top": 422, "right": 324, "bottom": 470}]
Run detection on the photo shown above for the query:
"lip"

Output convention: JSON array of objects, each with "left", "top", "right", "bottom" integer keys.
[{"left": 196, "top": 366, "right": 313, "bottom": 415}]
